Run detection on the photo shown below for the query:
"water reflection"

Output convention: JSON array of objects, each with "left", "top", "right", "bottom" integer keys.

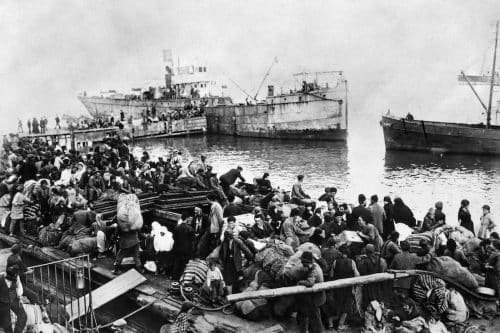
[{"left": 131, "top": 135, "right": 500, "bottom": 232}]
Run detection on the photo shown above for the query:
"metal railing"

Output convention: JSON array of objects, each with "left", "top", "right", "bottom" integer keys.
[{"left": 26, "top": 254, "right": 98, "bottom": 332}]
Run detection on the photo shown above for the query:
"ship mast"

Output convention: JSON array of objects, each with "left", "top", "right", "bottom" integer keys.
[{"left": 487, "top": 21, "right": 499, "bottom": 128}]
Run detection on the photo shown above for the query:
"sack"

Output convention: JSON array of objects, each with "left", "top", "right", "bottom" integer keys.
[
  {"left": 69, "top": 237, "right": 97, "bottom": 255},
  {"left": 180, "top": 259, "right": 209, "bottom": 285},
  {"left": 235, "top": 285, "right": 270, "bottom": 321},
  {"left": 450, "top": 226, "right": 475, "bottom": 246},
  {"left": 296, "top": 242, "right": 321, "bottom": 259},
  {"left": 428, "top": 256, "right": 478, "bottom": 289},
  {"left": 153, "top": 227, "right": 174, "bottom": 252},
  {"left": 255, "top": 244, "right": 290, "bottom": 280},
  {"left": 117, "top": 193, "right": 143, "bottom": 231},
  {"left": 39, "top": 225, "right": 62, "bottom": 247},
  {"left": 405, "top": 232, "right": 433, "bottom": 252},
  {"left": 445, "top": 288, "right": 468, "bottom": 323}
]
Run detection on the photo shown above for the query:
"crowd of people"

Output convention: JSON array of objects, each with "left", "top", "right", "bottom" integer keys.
[{"left": 0, "top": 134, "right": 499, "bottom": 333}]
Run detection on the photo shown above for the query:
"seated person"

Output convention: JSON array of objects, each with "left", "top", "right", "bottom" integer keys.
[{"left": 250, "top": 215, "right": 274, "bottom": 240}]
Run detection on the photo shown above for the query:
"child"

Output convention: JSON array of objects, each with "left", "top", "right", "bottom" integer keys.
[{"left": 205, "top": 259, "right": 225, "bottom": 304}]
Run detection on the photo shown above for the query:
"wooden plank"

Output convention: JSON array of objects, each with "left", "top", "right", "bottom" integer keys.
[
  {"left": 66, "top": 269, "right": 147, "bottom": 321},
  {"left": 227, "top": 272, "right": 410, "bottom": 303}
]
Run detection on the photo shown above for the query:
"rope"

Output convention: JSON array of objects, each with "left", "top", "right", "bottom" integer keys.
[{"left": 180, "top": 283, "right": 231, "bottom": 312}]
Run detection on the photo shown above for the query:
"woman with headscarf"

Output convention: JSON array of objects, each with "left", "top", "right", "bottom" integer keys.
[
  {"left": 382, "top": 196, "right": 395, "bottom": 240},
  {"left": 392, "top": 197, "right": 416, "bottom": 228},
  {"left": 458, "top": 199, "right": 474, "bottom": 235}
]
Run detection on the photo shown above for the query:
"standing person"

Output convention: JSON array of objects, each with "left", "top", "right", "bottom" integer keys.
[
  {"left": 327, "top": 245, "right": 359, "bottom": 330},
  {"left": 27, "top": 119, "right": 31, "bottom": 135},
  {"left": 479, "top": 205, "right": 496, "bottom": 240},
  {"left": 17, "top": 120, "right": 23, "bottom": 133},
  {"left": 191, "top": 206, "right": 208, "bottom": 252},
  {"left": 55, "top": 115, "right": 61, "bottom": 129},
  {"left": 9, "top": 184, "right": 30, "bottom": 237},
  {"left": 207, "top": 192, "right": 224, "bottom": 252},
  {"left": 383, "top": 196, "right": 395, "bottom": 239},
  {"left": 357, "top": 244, "right": 388, "bottom": 309},
  {"left": 32, "top": 118, "right": 39, "bottom": 134},
  {"left": 219, "top": 230, "right": 253, "bottom": 294},
  {"left": 291, "top": 175, "right": 314, "bottom": 206},
  {"left": 369, "top": 195, "right": 385, "bottom": 237},
  {"left": 380, "top": 231, "right": 401, "bottom": 266},
  {"left": 0, "top": 265, "right": 27, "bottom": 333},
  {"left": 458, "top": 199, "right": 474, "bottom": 235},
  {"left": 112, "top": 227, "right": 143, "bottom": 275},
  {"left": 352, "top": 194, "right": 373, "bottom": 224},
  {"left": 295, "top": 251, "right": 325, "bottom": 333},
  {"left": 120, "top": 110, "right": 125, "bottom": 122},
  {"left": 172, "top": 212, "right": 195, "bottom": 280},
  {"left": 434, "top": 201, "right": 446, "bottom": 224}
]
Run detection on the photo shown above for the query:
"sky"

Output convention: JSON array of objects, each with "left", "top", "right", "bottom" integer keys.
[{"left": 1, "top": 0, "right": 500, "bottom": 138}]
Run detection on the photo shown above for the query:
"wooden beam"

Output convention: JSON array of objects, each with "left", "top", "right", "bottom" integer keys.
[{"left": 227, "top": 272, "right": 410, "bottom": 303}]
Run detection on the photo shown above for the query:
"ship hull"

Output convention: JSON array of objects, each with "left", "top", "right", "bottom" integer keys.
[
  {"left": 381, "top": 115, "right": 500, "bottom": 155},
  {"left": 78, "top": 95, "right": 230, "bottom": 120},
  {"left": 205, "top": 89, "right": 348, "bottom": 141}
]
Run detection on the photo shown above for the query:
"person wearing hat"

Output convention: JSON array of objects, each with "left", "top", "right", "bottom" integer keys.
[
  {"left": 219, "top": 166, "right": 245, "bottom": 195},
  {"left": 357, "top": 244, "right": 389, "bottom": 309},
  {"left": 326, "top": 244, "right": 359, "bottom": 330},
  {"left": 219, "top": 229, "right": 254, "bottom": 294},
  {"left": 295, "top": 251, "right": 325, "bottom": 333},
  {"left": 0, "top": 265, "right": 27, "bottom": 333}
]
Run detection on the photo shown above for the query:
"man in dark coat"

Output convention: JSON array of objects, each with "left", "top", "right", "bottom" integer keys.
[
  {"left": 191, "top": 206, "right": 209, "bottom": 253},
  {"left": 0, "top": 265, "right": 27, "bottom": 333},
  {"left": 172, "top": 212, "right": 195, "bottom": 279},
  {"left": 296, "top": 251, "right": 325, "bottom": 333},
  {"left": 352, "top": 194, "right": 373, "bottom": 224},
  {"left": 219, "top": 166, "right": 245, "bottom": 194},
  {"left": 219, "top": 230, "right": 254, "bottom": 294}
]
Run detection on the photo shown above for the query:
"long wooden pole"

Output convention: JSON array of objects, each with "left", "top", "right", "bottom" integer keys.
[
  {"left": 227, "top": 272, "right": 410, "bottom": 303},
  {"left": 487, "top": 21, "right": 499, "bottom": 128}
]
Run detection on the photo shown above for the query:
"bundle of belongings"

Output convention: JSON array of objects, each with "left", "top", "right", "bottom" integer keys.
[{"left": 11, "top": 297, "right": 69, "bottom": 333}]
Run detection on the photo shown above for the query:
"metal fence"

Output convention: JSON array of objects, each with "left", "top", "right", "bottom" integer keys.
[{"left": 26, "top": 254, "right": 98, "bottom": 332}]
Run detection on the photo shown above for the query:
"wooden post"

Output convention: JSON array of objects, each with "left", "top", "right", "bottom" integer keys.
[{"left": 227, "top": 272, "right": 410, "bottom": 303}]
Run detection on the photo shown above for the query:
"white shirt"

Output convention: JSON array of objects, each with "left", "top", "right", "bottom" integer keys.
[
  {"left": 4, "top": 275, "right": 23, "bottom": 297},
  {"left": 206, "top": 267, "right": 224, "bottom": 286}
]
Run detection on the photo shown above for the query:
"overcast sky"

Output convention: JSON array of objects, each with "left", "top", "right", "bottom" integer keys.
[{"left": 1, "top": 0, "right": 499, "bottom": 136}]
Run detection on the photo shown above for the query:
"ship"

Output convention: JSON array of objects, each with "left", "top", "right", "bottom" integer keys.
[
  {"left": 78, "top": 52, "right": 349, "bottom": 141},
  {"left": 78, "top": 51, "right": 232, "bottom": 122},
  {"left": 381, "top": 22, "right": 500, "bottom": 155},
  {"left": 205, "top": 69, "right": 349, "bottom": 141}
]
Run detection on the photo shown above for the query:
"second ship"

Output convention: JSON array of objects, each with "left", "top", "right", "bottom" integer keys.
[{"left": 78, "top": 54, "right": 349, "bottom": 141}]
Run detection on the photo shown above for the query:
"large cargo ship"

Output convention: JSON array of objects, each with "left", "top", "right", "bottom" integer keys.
[
  {"left": 205, "top": 71, "right": 349, "bottom": 141},
  {"left": 381, "top": 22, "right": 500, "bottom": 155}
]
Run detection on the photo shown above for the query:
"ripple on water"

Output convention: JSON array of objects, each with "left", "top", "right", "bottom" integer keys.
[{"left": 132, "top": 135, "right": 500, "bottom": 234}]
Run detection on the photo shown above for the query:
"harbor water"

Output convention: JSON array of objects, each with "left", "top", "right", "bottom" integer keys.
[{"left": 132, "top": 134, "right": 500, "bottom": 234}]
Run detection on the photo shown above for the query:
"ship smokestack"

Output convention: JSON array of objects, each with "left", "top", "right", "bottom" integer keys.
[{"left": 268, "top": 85, "right": 274, "bottom": 97}]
